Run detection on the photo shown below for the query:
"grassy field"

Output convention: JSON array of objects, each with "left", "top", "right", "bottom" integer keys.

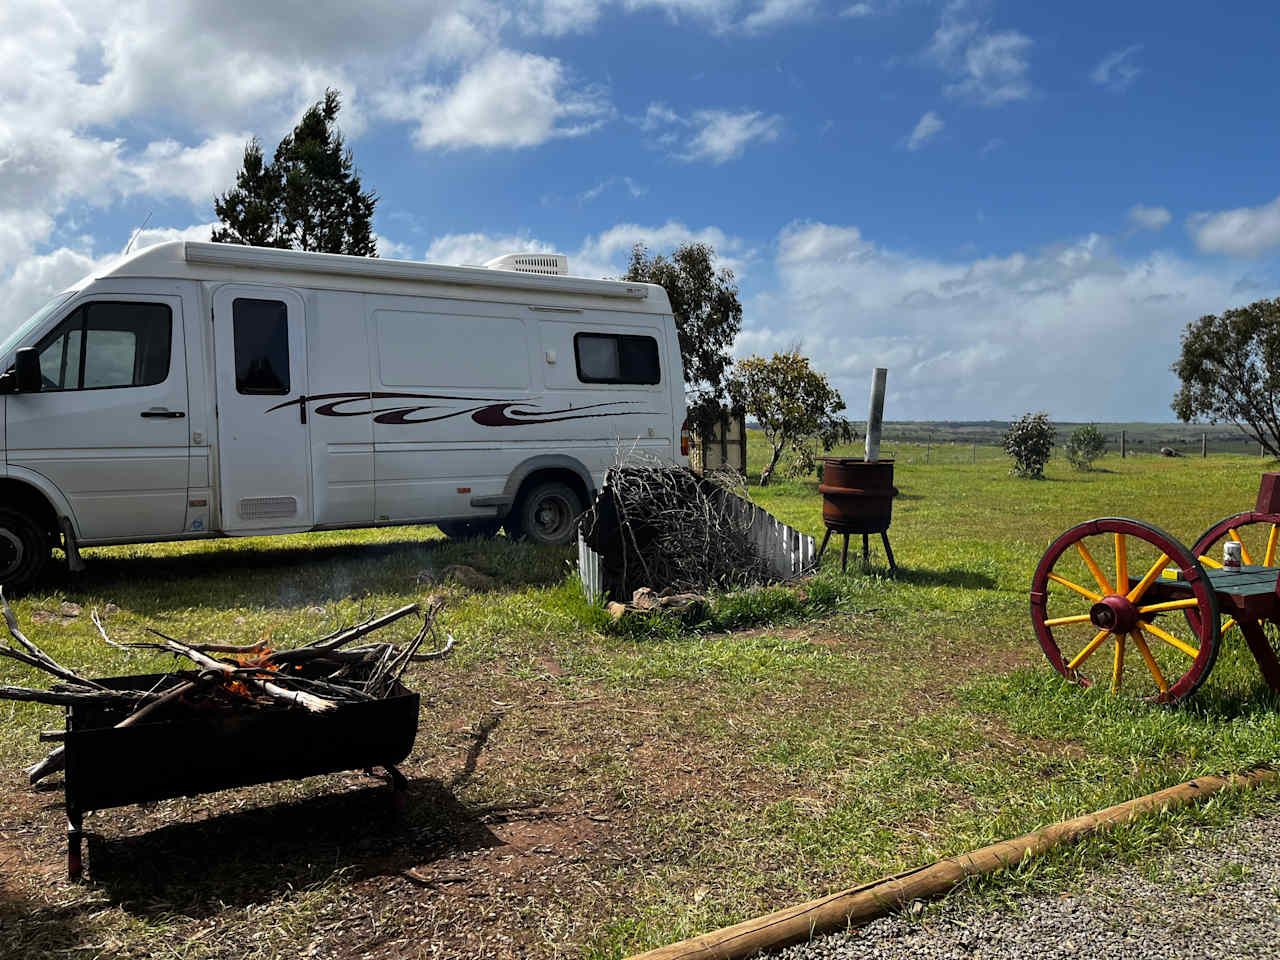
[{"left": 1, "top": 441, "right": 1278, "bottom": 959}]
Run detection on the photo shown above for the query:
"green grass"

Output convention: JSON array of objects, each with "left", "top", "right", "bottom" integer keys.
[{"left": 2, "top": 443, "right": 1278, "bottom": 959}]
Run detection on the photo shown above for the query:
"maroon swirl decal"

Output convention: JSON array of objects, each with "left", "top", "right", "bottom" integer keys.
[
  {"left": 267, "top": 392, "right": 657, "bottom": 427},
  {"left": 473, "top": 401, "right": 640, "bottom": 426}
]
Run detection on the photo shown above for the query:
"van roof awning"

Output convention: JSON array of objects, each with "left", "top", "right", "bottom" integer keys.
[{"left": 183, "top": 242, "right": 649, "bottom": 300}]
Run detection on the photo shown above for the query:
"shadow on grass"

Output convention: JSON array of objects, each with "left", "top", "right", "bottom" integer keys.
[
  {"left": 83, "top": 777, "right": 502, "bottom": 918},
  {"left": 893, "top": 565, "right": 998, "bottom": 590},
  {"left": 44, "top": 536, "right": 572, "bottom": 604}
]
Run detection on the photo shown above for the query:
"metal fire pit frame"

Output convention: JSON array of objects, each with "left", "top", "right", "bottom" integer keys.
[{"left": 62, "top": 672, "right": 420, "bottom": 879}]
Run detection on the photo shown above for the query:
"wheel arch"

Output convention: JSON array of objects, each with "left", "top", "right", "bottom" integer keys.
[
  {"left": 0, "top": 472, "right": 73, "bottom": 540},
  {"left": 503, "top": 456, "right": 596, "bottom": 514}
]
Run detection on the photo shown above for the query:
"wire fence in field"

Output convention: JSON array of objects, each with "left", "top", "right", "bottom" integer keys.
[{"left": 869, "top": 433, "right": 1271, "bottom": 466}]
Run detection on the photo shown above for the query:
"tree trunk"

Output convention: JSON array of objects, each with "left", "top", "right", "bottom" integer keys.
[{"left": 759, "top": 444, "right": 785, "bottom": 486}]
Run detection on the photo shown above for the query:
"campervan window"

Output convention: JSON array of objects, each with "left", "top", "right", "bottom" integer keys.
[
  {"left": 574, "top": 333, "right": 660, "bottom": 385},
  {"left": 233, "top": 298, "right": 290, "bottom": 395},
  {"left": 33, "top": 302, "right": 172, "bottom": 391},
  {"left": 376, "top": 309, "right": 529, "bottom": 389}
]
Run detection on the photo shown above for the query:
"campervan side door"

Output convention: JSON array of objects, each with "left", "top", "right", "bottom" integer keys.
[{"left": 211, "top": 286, "right": 313, "bottom": 532}]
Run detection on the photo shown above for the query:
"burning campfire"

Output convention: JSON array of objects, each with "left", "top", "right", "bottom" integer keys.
[
  {"left": 0, "top": 591, "right": 451, "bottom": 878},
  {"left": 0, "top": 592, "right": 449, "bottom": 783}
]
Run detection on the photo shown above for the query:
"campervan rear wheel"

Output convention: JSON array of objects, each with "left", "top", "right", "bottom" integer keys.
[
  {"left": 437, "top": 519, "right": 502, "bottom": 540},
  {"left": 0, "top": 509, "right": 49, "bottom": 593},
  {"left": 509, "top": 482, "right": 582, "bottom": 547}
]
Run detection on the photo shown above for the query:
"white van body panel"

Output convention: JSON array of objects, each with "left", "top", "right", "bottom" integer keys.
[
  {"left": 0, "top": 241, "right": 687, "bottom": 549},
  {"left": 5, "top": 283, "right": 191, "bottom": 541}
]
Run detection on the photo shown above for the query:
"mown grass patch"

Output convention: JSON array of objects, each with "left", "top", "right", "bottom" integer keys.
[{"left": 1, "top": 446, "right": 1278, "bottom": 959}]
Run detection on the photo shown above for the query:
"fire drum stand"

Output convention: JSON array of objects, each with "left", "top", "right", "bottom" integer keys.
[{"left": 816, "top": 367, "right": 898, "bottom": 574}]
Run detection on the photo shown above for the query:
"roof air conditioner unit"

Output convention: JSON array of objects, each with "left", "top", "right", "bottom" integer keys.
[{"left": 484, "top": 253, "right": 568, "bottom": 276}]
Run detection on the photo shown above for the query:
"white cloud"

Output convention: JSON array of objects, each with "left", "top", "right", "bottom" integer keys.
[
  {"left": 132, "top": 135, "right": 251, "bottom": 206},
  {"left": 841, "top": 3, "right": 874, "bottom": 17},
  {"left": 668, "top": 109, "right": 783, "bottom": 163},
  {"left": 1189, "top": 196, "right": 1280, "bottom": 258},
  {"left": 637, "top": 102, "right": 782, "bottom": 163},
  {"left": 742, "top": 0, "right": 819, "bottom": 32},
  {"left": 1128, "top": 204, "right": 1171, "bottom": 231},
  {"left": 421, "top": 220, "right": 744, "bottom": 281},
  {"left": 907, "top": 111, "right": 944, "bottom": 151},
  {"left": 379, "top": 50, "right": 613, "bottom": 150},
  {"left": 579, "top": 176, "right": 648, "bottom": 203},
  {"left": 425, "top": 231, "right": 557, "bottom": 267},
  {"left": 1091, "top": 45, "right": 1143, "bottom": 91},
  {"left": 751, "top": 220, "right": 1275, "bottom": 420},
  {"left": 513, "top": 0, "right": 606, "bottom": 35},
  {"left": 638, "top": 102, "right": 686, "bottom": 131},
  {"left": 928, "top": 6, "right": 1033, "bottom": 106}
]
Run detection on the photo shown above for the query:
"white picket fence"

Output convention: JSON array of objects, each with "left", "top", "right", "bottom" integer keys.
[{"left": 577, "top": 494, "right": 816, "bottom": 604}]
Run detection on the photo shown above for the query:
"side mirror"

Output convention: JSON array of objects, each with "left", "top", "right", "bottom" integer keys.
[{"left": 14, "top": 348, "right": 42, "bottom": 394}]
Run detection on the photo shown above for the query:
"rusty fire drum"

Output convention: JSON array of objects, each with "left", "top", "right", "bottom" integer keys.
[{"left": 816, "top": 458, "right": 898, "bottom": 573}]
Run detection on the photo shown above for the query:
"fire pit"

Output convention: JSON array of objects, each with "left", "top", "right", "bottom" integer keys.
[
  {"left": 817, "top": 457, "right": 898, "bottom": 572},
  {"left": 63, "top": 671, "right": 419, "bottom": 879},
  {"left": 0, "top": 595, "right": 450, "bottom": 879}
]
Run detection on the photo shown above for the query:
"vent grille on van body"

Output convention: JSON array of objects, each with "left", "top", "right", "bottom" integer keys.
[{"left": 483, "top": 253, "right": 568, "bottom": 276}]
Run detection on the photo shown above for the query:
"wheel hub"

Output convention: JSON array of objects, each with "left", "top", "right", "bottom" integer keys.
[
  {"left": 0, "top": 528, "right": 23, "bottom": 580},
  {"left": 1090, "top": 594, "right": 1139, "bottom": 634}
]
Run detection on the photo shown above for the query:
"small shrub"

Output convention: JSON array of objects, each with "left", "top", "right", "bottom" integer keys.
[
  {"left": 783, "top": 441, "right": 818, "bottom": 479},
  {"left": 1065, "top": 423, "right": 1107, "bottom": 471},
  {"left": 1004, "top": 412, "right": 1055, "bottom": 478}
]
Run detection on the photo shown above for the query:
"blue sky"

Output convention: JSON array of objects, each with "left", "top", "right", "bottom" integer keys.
[{"left": 4, "top": 0, "right": 1279, "bottom": 422}]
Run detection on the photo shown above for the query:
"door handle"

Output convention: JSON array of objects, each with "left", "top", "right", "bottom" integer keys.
[{"left": 141, "top": 409, "right": 186, "bottom": 419}]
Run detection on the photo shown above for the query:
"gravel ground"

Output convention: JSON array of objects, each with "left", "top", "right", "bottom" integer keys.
[{"left": 772, "top": 807, "right": 1280, "bottom": 960}]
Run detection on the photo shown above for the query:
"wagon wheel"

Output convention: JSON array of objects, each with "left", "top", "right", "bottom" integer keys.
[
  {"left": 1189, "top": 511, "right": 1280, "bottom": 638},
  {"left": 1030, "top": 518, "right": 1221, "bottom": 704}
]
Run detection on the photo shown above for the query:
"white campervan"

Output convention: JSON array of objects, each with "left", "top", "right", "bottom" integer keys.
[{"left": 0, "top": 242, "right": 689, "bottom": 589}]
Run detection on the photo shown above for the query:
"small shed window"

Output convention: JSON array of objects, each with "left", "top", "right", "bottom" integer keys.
[{"left": 574, "top": 333, "right": 660, "bottom": 385}]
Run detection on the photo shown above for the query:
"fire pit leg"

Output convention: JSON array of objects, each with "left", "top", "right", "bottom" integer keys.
[
  {"left": 862, "top": 534, "right": 870, "bottom": 565},
  {"left": 840, "top": 534, "right": 850, "bottom": 571},
  {"left": 385, "top": 765, "right": 409, "bottom": 815},
  {"left": 67, "top": 809, "right": 83, "bottom": 881},
  {"left": 881, "top": 532, "right": 898, "bottom": 575}
]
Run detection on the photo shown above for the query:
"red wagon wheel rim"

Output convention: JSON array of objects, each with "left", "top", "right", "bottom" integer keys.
[
  {"left": 1189, "top": 511, "right": 1280, "bottom": 638},
  {"left": 1030, "top": 518, "right": 1220, "bottom": 704}
]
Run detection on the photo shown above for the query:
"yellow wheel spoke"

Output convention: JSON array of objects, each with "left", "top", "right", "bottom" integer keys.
[
  {"left": 1222, "top": 616, "right": 1237, "bottom": 634},
  {"left": 1048, "top": 572, "right": 1102, "bottom": 602},
  {"left": 1045, "top": 613, "right": 1094, "bottom": 627},
  {"left": 1076, "top": 542, "right": 1114, "bottom": 595},
  {"left": 1267, "top": 524, "right": 1279, "bottom": 566},
  {"left": 1131, "top": 631, "right": 1168, "bottom": 693},
  {"left": 1115, "top": 533, "right": 1129, "bottom": 594},
  {"left": 1229, "top": 528, "right": 1254, "bottom": 566},
  {"left": 1137, "top": 598, "right": 1201, "bottom": 615},
  {"left": 1141, "top": 621, "right": 1199, "bottom": 659},
  {"left": 1126, "top": 553, "right": 1171, "bottom": 604},
  {"left": 1111, "top": 635, "right": 1126, "bottom": 693},
  {"left": 1198, "top": 554, "right": 1223, "bottom": 569},
  {"left": 1067, "top": 629, "right": 1111, "bottom": 670}
]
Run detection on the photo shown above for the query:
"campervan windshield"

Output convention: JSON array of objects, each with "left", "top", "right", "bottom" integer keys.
[{"left": 0, "top": 291, "right": 75, "bottom": 359}]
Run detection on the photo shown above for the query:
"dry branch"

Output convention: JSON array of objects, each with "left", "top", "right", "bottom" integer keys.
[
  {"left": 6, "top": 599, "right": 454, "bottom": 786},
  {"left": 579, "top": 463, "right": 768, "bottom": 597}
]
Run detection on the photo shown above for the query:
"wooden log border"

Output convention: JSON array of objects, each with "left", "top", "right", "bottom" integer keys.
[{"left": 627, "top": 768, "right": 1277, "bottom": 960}]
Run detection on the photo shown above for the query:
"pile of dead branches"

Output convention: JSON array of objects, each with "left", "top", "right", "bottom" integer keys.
[
  {"left": 578, "top": 464, "right": 769, "bottom": 597},
  {"left": 0, "top": 590, "right": 452, "bottom": 785}
]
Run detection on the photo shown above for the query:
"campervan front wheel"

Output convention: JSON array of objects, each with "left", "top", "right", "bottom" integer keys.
[
  {"left": 0, "top": 509, "right": 49, "bottom": 593},
  {"left": 508, "top": 482, "right": 583, "bottom": 547}
]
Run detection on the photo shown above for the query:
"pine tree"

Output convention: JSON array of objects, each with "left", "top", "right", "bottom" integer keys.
[{"left": 212, "top": 90, "right": 378, "bottom": 256}]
